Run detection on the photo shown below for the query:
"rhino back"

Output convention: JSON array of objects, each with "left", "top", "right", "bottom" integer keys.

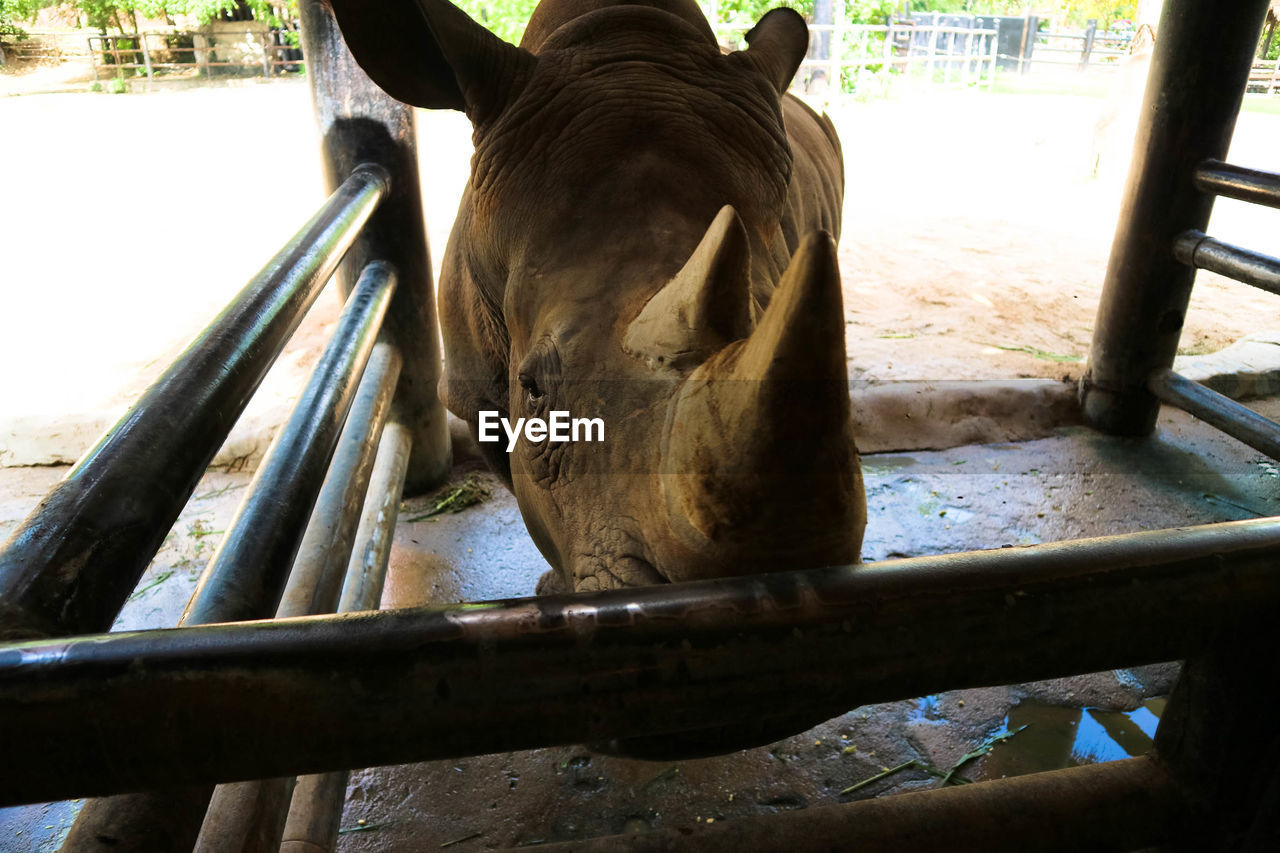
[
  {"left": 779, "top": 94, "right": 844, "bottom": 257},
  {"left": 521, "top": 0, "right": 716, "bottom": 51}
]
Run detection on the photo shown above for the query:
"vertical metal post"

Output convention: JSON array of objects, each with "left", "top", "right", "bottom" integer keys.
[
  {"left": 926, "top": 20, "right": 938, "bottom": 80},
  {"left": 987, "top": 30, "right": 997, "bottom": 88},
  {"left": 139, "top": 32, "right": 154, "bottom": 88},
  {"left": 881, "top": 22, "right": 892, "bottom": 77},
  {"left": 1080, "top": 0, "right": 1271, "bottom": 435},
  {"left": 194, "top": 32, "right": 210, "bottom": 77},
  {"left": 1020, "top": 15, "right": 1037, "bottom": 74},
  {"left": 1154, "top": 625, "right": 1280, "bottom": 847},
  {"left": 297, "top": 0, "right": 451, "bottom": 495},
  {"left": 1080, "top": 19, "right": 1096, "bottom": 70},
  {"left": 260, "top": 30, "right": 272, "bottom": 77},
  {"left": 831, "top": 0, "right": 843, "bottom": 97}
]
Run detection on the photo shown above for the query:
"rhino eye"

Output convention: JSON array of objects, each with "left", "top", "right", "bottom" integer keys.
[{"left": 518, "top": 372, "right": 544, "bottom": 403}]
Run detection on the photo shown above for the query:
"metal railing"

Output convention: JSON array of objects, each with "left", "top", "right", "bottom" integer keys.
[
  {"left": 713, "top": 22, "right": 999, "bottom": 101},
  {"left": 1249, "top": 56, "right": 1280, "bottom": 93},
  {"left": 3, "top": 0, "right": 1280, "bottom": 850},
  {"left": 87, "top": 28, "right": 303, "bottom": 83}
]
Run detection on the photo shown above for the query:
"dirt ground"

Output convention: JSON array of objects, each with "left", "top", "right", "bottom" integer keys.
[
  {"left": 4, "top": 68, "right": 1280, "bottom": 851},
  {"left": 4, "top": 75, "right": 1280, "bottom": 466}
]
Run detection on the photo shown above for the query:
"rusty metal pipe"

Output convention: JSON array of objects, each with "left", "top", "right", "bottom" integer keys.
[
  {"left": 1148, "top": 368, "right": 1280, "bottom": 460},
  {"left": 193, "top": 341, "right": 403, "bottom": 853},
  {"left": 0, "top": 165, "right": 388, "bottom": 642},
  {"left": 1173, "top": 229, "right": 1280, "bottom": 297},
  {"left": 279, "top": 773, "right": 349, "bottom": 853},
  {"left": 277, "top": 341, "right": 402, "bottom": 618},
  {"left": 278, "top": 420, "right": 413, "bottom": 853},
  {"left": 5, "top": 517, "right": 1280, "bottom": 805},
  {"left": 1080, "top": 0, "right": 1272, "bottom": 436},
  {"left": 338, "top": 419, "right": 412, "bottom": 612},
  {"left": 61, "top": 262, "right": 398, "bottom": 852},
  {"left": 531, "top": 757, "right": 1186, "bottom": 852},
  {"left": 1195, "top": 159, "right": 1280, "bottom": 209},
  {"left": 181, "top": 261, "right": 396, "bottom": 626}
]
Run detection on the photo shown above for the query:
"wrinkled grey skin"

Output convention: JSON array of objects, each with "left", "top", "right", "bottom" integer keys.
[{"left": 331, "top": 0, "right": 866, "bottom": 593}]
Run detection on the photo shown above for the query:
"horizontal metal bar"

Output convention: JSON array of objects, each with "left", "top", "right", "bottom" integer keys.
[
  {"left": 1195, "top": 158, "right": 1280, "bottom": 209},
  {"left": 1148, "top": 368, "right": 1280, "bottom": 460},
  {"left": 534, "top": 758, "right": 1186, "bottom": 852},
  {"left": 4, "top": 517, "right": 1280, "bottom": 806},
  {"left": 0, "top": 165, "right": 388, "bottom": 643},
  {"left": 183, "top": 261, "right": 397, "bottom": 626},
  {"left": 1173, "top": 229, "right": 1280, "bottom": 297}
]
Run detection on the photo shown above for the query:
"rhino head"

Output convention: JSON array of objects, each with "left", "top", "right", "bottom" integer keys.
[{"left": 331, "top": 0, "right": 866, "bottom": 593}]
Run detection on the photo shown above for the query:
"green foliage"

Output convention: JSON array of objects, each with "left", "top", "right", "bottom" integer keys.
[
  {"left": 909, "top": 0, "right": 1137, "bottom": 27},
  {"left": 444, "top": 0, "right": 901, "bottom": 45},
  {"left": 909, "top": 1, "right": 1024, "bottom": 13},
  {"left": 452, "top": 0, "right": 540, "bottom": 44},
  {"left": 34, "top": 0, "right": 295, "bottom": 32},
  {"left": 2, "top": 0, "right": 52, "bottom": 38},
  {"left": 1261, "top": 23, "right": 1279, "bottom": 61},
  {"left": 717, "top": 0, "right": 896, "bottom": 28}
]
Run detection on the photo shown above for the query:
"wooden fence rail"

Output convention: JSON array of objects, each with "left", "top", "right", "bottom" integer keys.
[
  {"left": 1249, "top": 56, "right": 1280, "bottom": 94},
  {"left": 86, "top": 28, "right": 302, "bottom": 84}
]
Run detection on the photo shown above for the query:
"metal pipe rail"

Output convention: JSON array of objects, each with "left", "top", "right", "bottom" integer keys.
[
  {"left": 1196, "top": 159, "right": 1280, "bottom": 209},
  {"left": 1080, "top": 0, "right": 1273, "bottom": 436},
  {"left": 57, "top": 218, "right": 403, "bottom": 853},
  {"left": 0, "top": 164, "right": 388, "bottom": 643},
  {"left": 1173, "top": 229, "right": 1280, "bottom": 298},
  {"left": 534, "top": 758, "right": 1186, "bottom": 853},
  {"left": 182, "top": 261, "right": 396, "bottom": 626},
  {"left": 4, "top": 516, "right": 1280, "bottom": 805},
  {"left": 1148, "top": 368, "right": 1280, "bottom": 461},
  {"left": 197, "top": 374, "right": 408, "bottom": 852}
]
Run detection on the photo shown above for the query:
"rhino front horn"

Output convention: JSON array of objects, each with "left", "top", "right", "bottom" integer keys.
[
  {"left": 663, "top": 230, "right": 865, "bottom": 559},
  {"left": 623, "top": 205, "right": 754, "bottom": 370}
]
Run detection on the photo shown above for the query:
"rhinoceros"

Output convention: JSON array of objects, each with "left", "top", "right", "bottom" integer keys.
[{"left": 330, "top": 0, "right": 866, "bottom": 593}]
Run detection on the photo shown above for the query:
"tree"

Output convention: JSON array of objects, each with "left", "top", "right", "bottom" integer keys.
[
  {"left": 2, "top": 0, "right": 52, "bottom": 39},
  {"left": 36, "top": 0, "right": 293, "bottom": 33}
]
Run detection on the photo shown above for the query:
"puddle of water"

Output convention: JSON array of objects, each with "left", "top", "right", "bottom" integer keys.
[
  {"left": 910, "top": 694, "right": 943, "bottom": 723},
  {"left": 861, "top": 455, "right": 919, "bottom": 474},
  {"left": 976, "top": 697, "right": 1164, "bottom": 781}
]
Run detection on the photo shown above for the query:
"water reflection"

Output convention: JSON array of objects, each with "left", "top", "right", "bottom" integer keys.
[{"left": 978, "top": 697, "right": 1165, "bottom": 781}]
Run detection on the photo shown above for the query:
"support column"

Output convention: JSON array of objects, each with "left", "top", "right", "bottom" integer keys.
[
  {"left": 1080, "top": 0, "right": 1271, "bottom": 435},
  {"left": 1154, "top": 625, "right": 1280, "bottom": 849},
  {"left": 297, "top": 0, "right": 451, "bottom": 493}
]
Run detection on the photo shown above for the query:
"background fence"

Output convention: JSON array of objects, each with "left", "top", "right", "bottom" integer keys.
[
  {"left": 85, "top": 26, "right": 302, "bottom": 82},
  {"left": 712, "top": 20, "right": 999, "bottom": 101},
  {"left": 6, "top": 12, "right": 1280, "bottom": 100}
]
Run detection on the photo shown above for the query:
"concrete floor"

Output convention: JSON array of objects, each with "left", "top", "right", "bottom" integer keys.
[{"left": 3, "top": 398, "right": 1279, "bottom": 850}]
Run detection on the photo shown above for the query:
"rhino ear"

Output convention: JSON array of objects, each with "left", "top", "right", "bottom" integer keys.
[
  {"left": 740, "top": 7, "right": 809, "bottom": 94},
  {"left": 329, "top": 0, "right": 534, "bottom": 119}
]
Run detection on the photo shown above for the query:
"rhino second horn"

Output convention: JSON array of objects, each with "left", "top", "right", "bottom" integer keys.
[
  {"left": 665, "top": 230, "right": 861, "bottom": 549},
  {"left": 623, "top": 205, "right": 754, "bottom": 370}
]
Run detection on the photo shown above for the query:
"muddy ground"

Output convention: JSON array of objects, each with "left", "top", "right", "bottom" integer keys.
[{"left": 3, "top": 71, "right": 1280, "bottom": 850}]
